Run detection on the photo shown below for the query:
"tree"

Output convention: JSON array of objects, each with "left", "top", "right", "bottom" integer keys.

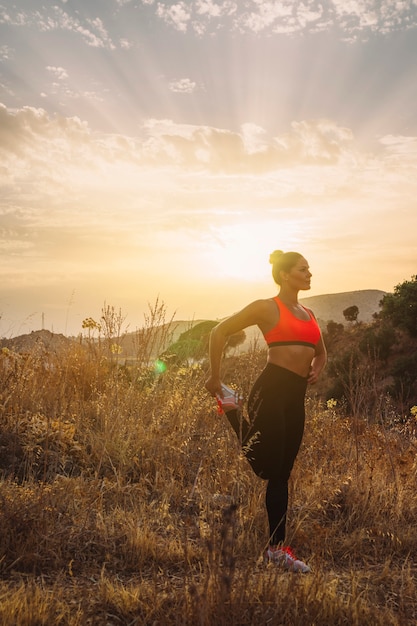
[
  {"left": 159, "top": 321, "right": 246, "bottom": 366},
  {"left": 326, "top": 321, "right": 344, "bottom": 337},
  {"left": 379, "top": 275, "right": 417, "bottom": 338},
  {"left": 358, "top": 325, "right": 396, "bottom": 361},
  {"left": 389, "top": 352, "right": 417, "bottom": 402},
  {"left": 160, "top": 321, "right": 217, "bottom": 365},
  {"left": 343, "top": 305, "right": 359, "bottom": 323}
]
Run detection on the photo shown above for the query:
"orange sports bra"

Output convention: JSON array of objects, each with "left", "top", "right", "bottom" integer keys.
[{"left": 263, "top": 297, "right": 321, "bottom": 349}]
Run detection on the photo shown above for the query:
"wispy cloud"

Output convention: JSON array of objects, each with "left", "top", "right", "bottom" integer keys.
[
  {"left": 46, "top": 66, "right": 69, "bottom": 81},
  {"left": 168, "top": 77, "right": 197, "bottom": 94},
  {"left": 0, "top": 5, "right": 117, "bottom": 48},
  {"left": 155, "top": 2, "right": 192, "bottom": 32},
  {"left": 119, "top": 38, "right": 133, "bottom": 49},
  {"left": 0, "top": 44, "right": 13, "bottom": 61},
  {"left": 195, "top": 0, "right": 237, "bottom": 19},
  {"left": 1, "top": 1, "right": 416, "bottom": 50},
  {"left": 1, "top": 103, "right": 414, "bottom": 193},
  {"left": 138, "top": 117, "right": 355, "bottom": 171},
  {"left": 1, "top": 103, "right": 416, "bottom": 229},
  {"left": 146, "top": 0, "right": 417, "bottom": 38}
]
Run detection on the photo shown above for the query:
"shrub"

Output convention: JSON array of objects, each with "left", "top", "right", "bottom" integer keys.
[
  {"left": 358, "top": 325, "right": 396, "bottom": 361},
  {"left": 379, "top": 275, "right": 417, "bottom": 337},
  {"left": 389, "top": 352, "right": 417, "bottom": 403}
]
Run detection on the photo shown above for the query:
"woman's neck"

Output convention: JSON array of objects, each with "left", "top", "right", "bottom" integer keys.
[{"left": 277, "top": 287, "right": 299, "bottom": 306}]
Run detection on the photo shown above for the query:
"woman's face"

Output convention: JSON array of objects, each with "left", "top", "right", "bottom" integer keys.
[{"left": 285, "top": 256, "right": 312, "bottom": 291}]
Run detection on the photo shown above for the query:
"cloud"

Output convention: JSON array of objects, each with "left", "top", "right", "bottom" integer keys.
[
  {"left": 120, "top": 38, "right": 133, "bottom": 49},
  {"left": 0, "top": 103, "right": 415, "bottom": 228},
  {"left": 2, "top": 1, "right": 416, "bottom": 52},
  {"left": 0, "top": 104, "right": 414, "bottom": 218},
  {"left": 85, "top": 16, "right": 115, "bottom": 48},
  {"left": 0, "top": 6, "right": 28, "bottom": 26},
  {"left": 195, "top": 0, "right": 237, "bottom": 19},
  {"left": 379, "top": 134, "right": 417, "bottom": 156},
  {"left": 0, "top": 82, "right": 14, "bottom": 97},
  {"left": 238, "top": 1, "right": 294, "bottom": 34},
  {"left": 155, "top": 2, "right": 192, "bottom": 32},
  {"left": 168, "top": 77, "right": 197, "bottom": 93},
  {"left": 0, "top": 5, "right": 117, "bottom": 49},
  {"left": 1, "top": 102, "right": 414, "bottom": 225},
  {"left": 0, "top": 44, "right": 13, "bottom": 61},
  {"left": 137, "top": 116, "right": 355, "bottom": 171},
  {"left": 0, "top": 103, "right": 392, "bottom": 207},
  {"left": 46, "top": 66, "right": 69, "bottom": 80},
  {"left": 145, "top": 0, "right": 417, "bottom": 38}
]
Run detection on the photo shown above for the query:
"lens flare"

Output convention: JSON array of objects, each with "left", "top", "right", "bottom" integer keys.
[{"left": 154, "top": 359, "right": 167, "bottom": 374}]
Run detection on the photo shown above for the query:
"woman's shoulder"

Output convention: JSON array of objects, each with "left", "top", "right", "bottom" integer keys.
[
  {"left": 238, "top": 297, "right": 278, "bottom": 324},
  {"left": 257, "top": 296, "right": 278, "bottom": 308},
  {"left": 219, "top": 297, "right": 277, "bottom": 333}
]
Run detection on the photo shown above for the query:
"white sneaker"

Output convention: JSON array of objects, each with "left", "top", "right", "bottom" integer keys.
[
  {"left": 216, "top": 383, "right": 243, "bottom": 413},
  {"left": 264, "top": 545, "right": 311, "bottom": 573}
]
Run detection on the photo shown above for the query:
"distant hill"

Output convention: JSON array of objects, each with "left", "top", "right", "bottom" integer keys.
[
  {"left": 0, "top": 329, "right": 72, "bottom": 354},
  {"left": 1, "top": 290, "right": 387, "bottom": 358},
  {"left": 300, "top": 289, "right": 386, "bottom": 325},
  {"left": 0, "top": 322, "right": 206, "bottom": 359},
  {"left": 113, "top": 320, "right": 207, "bottom": 361}
]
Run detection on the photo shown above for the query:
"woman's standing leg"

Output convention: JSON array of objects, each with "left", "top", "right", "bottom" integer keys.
[
  {"left": 265, "top": 478, "right": 288, "bottom": 545},
  {"left": 245, "top": 364, "right": 307, "bottom": 546}
]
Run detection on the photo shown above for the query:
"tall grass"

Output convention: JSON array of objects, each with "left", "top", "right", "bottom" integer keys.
[{"left": 0, "top": 304, "right": 416, "bottom": 625}]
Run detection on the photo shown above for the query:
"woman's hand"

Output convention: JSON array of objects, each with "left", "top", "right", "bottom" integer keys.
[
  {"left": 307, "top": 345, "right": 327, "bottom": 385},
  {"left": 205, "top": 375, "right": 223, "bottom": 398},
  {"left": 307, "top": 365, "right": 319, "bottom": 385}
]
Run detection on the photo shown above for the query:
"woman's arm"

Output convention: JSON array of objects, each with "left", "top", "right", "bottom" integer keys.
[
  {"left": 205, "top": 299, "right": 270, "bottom": 397},
  {"left": 307, "top": 334, "right": 327, "bottom": 385}
]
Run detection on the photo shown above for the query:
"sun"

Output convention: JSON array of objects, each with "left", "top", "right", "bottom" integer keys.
[{"left": 203, "top": 219, "right": 302, "bottom": 282}]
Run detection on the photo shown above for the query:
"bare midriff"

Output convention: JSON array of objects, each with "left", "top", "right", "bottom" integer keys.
[{"left": 267, "top": 344, "right": 315, "bottom": 378}]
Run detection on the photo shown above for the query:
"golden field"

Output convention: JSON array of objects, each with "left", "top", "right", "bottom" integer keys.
[{"left": 0, "top": 303, "right": 416, "bottom": 625}]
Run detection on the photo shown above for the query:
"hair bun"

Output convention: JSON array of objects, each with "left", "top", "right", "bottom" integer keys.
[{"left": 269, "top": 250, "right": 284, "bottom": 265}]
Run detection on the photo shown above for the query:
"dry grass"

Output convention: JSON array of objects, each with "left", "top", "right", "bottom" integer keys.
[{"left": 0, "top": 307, "right": 416, "bottom": 625}]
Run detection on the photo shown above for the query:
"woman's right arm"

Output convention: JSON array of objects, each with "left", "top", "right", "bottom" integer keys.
[{"left": 204, "top": 299, "right": 270, "bottom": 397}]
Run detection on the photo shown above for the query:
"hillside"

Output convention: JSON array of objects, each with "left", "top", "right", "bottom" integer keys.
[
  {"left": 1, "top": 290, "right": 386, "bottom": 358},
  {"left": 0, "top": 284, "right": 416, "bottom": 626},
  {"left": 299, "top": 289, "right": 386, "bottom": 325},
  {"left": 0, "top": 329, "right": 73, "bottom": 354}
]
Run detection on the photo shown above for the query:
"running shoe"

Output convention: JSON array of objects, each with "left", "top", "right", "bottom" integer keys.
[
  {"left": 216, "top": 383, "right": 243, "bottom": 413},
  {"left": 264, "top": 545, "right": 311, "bottom": 573}
]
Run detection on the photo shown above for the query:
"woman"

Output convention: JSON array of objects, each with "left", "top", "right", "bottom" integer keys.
[{"left": 205, "top": 250, "right": 327, "bottom": 573}]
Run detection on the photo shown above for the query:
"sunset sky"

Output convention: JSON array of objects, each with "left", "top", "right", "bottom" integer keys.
[{"left": 1, "top": 0, "right": 417, "bottom": 337}]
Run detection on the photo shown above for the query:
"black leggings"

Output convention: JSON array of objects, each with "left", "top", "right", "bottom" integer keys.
[{"left": 225, "top": 363, "right": 307, "bottom": 545}]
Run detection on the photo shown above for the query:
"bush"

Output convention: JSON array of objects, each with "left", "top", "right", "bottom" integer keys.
[
  {"left": 380, "top": 275, "right": 417, "bottom": 337},
  {"left": 389, "top": 352, "right": 417, "bottom": 403},
  {"left": 358, "top": 325, "right": 396, "bottom": 361}
]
